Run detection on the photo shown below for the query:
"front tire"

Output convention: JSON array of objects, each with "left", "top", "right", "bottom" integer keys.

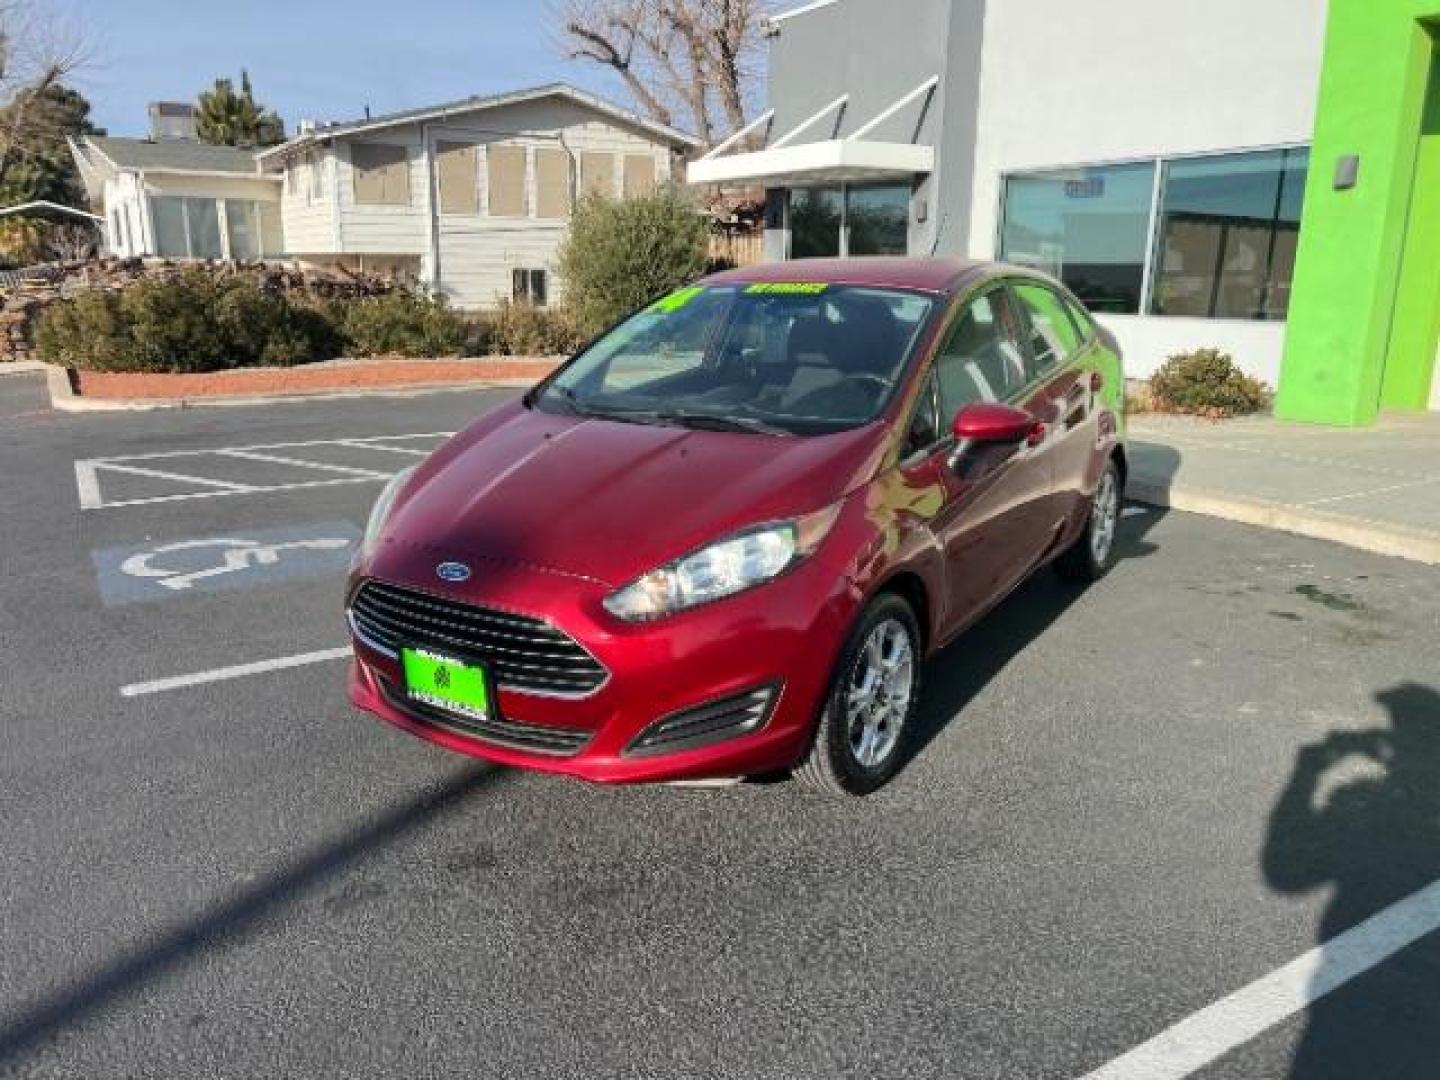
[
  {"left": 795, "top": 593, "right": 921, "bottom": 796},
  {"left": 1055, "top": 459, "right": 1122, "bottom": 583}
]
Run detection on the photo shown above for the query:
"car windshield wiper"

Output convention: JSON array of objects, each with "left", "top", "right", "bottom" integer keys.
[
  {"left": 663, "top": 411, "right": 793, "bottom": 436},
  {"left": 544, "top": 386, "right": 597, "bottom": 418},
  {"left": 598, "top": 407, "right": 791, "bottom": 436}
]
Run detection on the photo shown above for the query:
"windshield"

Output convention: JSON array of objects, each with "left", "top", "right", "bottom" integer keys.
[{"left": 533, "top": 283, "right": 940, "bottom": 435}]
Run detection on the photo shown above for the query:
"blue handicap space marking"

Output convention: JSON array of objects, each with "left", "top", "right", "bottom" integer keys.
[{"left": 93, "top": 521, "right": 362, "bottom": 606}]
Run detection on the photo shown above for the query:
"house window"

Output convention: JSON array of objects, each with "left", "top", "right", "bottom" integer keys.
[
  {"left": 151, "top": 197, "right": 188, "bottom": 257},
  {"left": 487, "top": 144, "right": 527, "bottom": 217},
  {"left": 623, "top": 154, "right": 656, "bottom": 197},
  {"left": 306, "top": 151, "right": 322, "bottom": 203},
  {"left": 581, "top": 152, "right": 615, "bottom": 198},
  {"left": 1150, "top": 148, "right": 1309, "bottom": 320},
  {"left": 535, "top": 147, "right": 572, "bottom": 219},
  {"left": 1000, "top": 162, "right": 1154, "bottom": 314},
  {"left": 225, "top": 201, "right": 262, "bottom": 260},
  {"left": 513, "top": 268, "right": 548, "bottom": 307},
  {"left": 436, "top": 140, "right": 479, "bottom": 215},
  {"left": 185, "top": 199, "right": 223, "bottom": 258},
  {"left": 351, "top": 142, "right": 410, "bottom": 206},
  {"left": 152, "top": 196, "right": 257, "bottom": 259}
]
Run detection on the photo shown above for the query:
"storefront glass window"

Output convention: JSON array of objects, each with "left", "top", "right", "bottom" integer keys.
[
  {"left": 1150, "top": 148, "right": 1309, "bottom": 320},
  {"left": 789, "top": 187, "right": 842, "bottom": 258},
  {"left": 999, "top": 162, "right": 1155, "bottom": 314},
  {"left": 847, "top": 184, "right": 909, "bottom": 255}
]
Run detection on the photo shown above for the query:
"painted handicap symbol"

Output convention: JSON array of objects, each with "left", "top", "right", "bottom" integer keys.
[{"left": 119, "top": 536, "right": 353, "bottom": 592}]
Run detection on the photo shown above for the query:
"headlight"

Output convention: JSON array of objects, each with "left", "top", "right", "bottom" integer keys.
[
  {"left": 360, "top": 466, "right": 416, "bottom": 559},
  {"left": 602, "top": 503, "right": 841, "bottom": 621}
]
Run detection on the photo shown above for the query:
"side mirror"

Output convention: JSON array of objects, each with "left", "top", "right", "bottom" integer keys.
[{"left": 951, "top": 402, "right": 1044, "bottom": 445}]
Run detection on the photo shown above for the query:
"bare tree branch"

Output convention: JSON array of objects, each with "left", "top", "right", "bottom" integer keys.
[{"left": 554, "top": 0, "right": 777, "bottom": 148}]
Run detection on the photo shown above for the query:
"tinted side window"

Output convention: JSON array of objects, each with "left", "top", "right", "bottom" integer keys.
[
  {"left": 904, "top": 371, "right": 941, "bottom": 457},
  {"left": 934, "top": 290, "right": 1028, "bottom": 416},
  {"left": 1012, "top": 283, "right": 1083, "bottom": 378},
  {"left": 1064, "top": 295, "right": 1096, "bottom": 342}
]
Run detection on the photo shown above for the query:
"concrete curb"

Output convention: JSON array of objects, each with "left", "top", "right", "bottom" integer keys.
[
  {"left": 1128, "top": 478, "right": 1440, "bottom": 566},
  {"left": 22, "top": 363, "right": 536, "bottom": 412}
]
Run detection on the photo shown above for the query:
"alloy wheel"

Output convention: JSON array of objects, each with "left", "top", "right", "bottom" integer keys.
[
  {"left": 1089, "top": 468, "right": 1120, "bottom": 565},
  {"left": 845, "top": 617, "right": 915, "bottom": 770}
]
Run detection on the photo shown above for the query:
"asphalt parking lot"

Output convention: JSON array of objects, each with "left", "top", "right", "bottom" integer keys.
[{"left": 2, "top": 371, "right": 1439, "bottom": 1079}]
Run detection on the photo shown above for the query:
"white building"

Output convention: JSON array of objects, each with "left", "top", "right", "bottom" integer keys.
[
  {"left": 689, "top": 0, "right": 1328, "bottom": 384},
  {"left": 70, "top": 84, "right": 699, "bottom": 310}
]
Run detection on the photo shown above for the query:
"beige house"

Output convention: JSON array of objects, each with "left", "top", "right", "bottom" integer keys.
[
  {"left": 70, "top": 134, "right": 284, "bottom": 261},
  {"left": 71, "top": 84, "right": 700, "bottom": 309}
]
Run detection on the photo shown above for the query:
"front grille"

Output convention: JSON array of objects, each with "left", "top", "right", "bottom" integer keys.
[
  {"left": 349, "top": 579, "right": 608, "bottom": 697},
  {"left": 378, "top": 677, "right": 591, "bottom": 757},
  {"left": 626, "top": 685, "right": 779, "bottom": 757}
]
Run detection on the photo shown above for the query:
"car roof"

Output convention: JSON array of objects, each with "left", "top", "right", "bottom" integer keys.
[{"left": 703, "top": 257, "right": 993, "bottom": 296}]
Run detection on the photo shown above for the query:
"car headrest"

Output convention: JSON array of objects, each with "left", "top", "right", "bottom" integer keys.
[
  {"left": 830, "top": 296, "right": 902, "bottom": 375},
  {"left": 786, "top": 315, "right": 834, "bottom": 365}
]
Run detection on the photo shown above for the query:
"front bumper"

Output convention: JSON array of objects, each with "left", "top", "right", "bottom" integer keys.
[{"left": 346, "top": 551, "right": 858, "bottom": 784}]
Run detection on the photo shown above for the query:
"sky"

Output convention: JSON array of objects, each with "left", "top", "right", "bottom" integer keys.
[{"left": 54, "top": 0, "right": 629, "bottom": 137}]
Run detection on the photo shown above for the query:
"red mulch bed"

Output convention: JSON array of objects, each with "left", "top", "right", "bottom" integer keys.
[{"left": 74, "top": 357, "right": 561, "bottom": 401}]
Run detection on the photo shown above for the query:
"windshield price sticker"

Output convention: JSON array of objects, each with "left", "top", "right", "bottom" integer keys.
[
  {"left": 649, "top": 286, "right": 707, "bottom": 313},
  {"left": 744, "top": 282, "right": 829, "bottom": 296}
]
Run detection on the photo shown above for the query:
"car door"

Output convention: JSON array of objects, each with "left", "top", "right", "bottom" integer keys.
[
  {"left": 1007, "top": 279, "right": 1102, "bottom": 529},
  {"left": 904, "top": 285, "right": 1056, "bottom": 641}
]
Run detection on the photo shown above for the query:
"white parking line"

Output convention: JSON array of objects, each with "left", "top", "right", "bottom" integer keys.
[
  {"left": 1081, "top": 876, "right": 1440, "bottom": 1079},
  {"left": 216, "top": 448, "right": 394, "bottom": 479},
  {"left": 76, "top": 431, "right": 455, "bottom": 509},
  {"left": 336, "top": 439, "right": 431, "bottom": 456},
  {"left": 119, "top": 647, "right": 352, "bottom": 698},
  {"left": 90, "top": 476, "right": 384, "bottom": 511},
  {"left": 99, "top": 461, "right": 260, "bottom": 492}
]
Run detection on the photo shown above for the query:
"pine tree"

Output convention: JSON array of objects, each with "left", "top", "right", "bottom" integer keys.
[{"left": 195, "top": 70, "right": 285, "bottom": 148}]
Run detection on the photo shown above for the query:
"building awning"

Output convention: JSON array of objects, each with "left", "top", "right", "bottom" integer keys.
[
  {"left": 687, "top": 138, "right": 934, "bottom": 188},
  {"left": 687, "top": 75, "right": 939, "bottom": 189}
]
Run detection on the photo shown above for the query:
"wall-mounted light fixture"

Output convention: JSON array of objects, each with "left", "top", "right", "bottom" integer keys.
[{"left": 1334, "top": 154, "right": 1360, "bottom": 191}]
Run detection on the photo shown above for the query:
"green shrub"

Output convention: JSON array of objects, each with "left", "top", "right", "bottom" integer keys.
[
  {"left": 334, "top": 291, "right": 468, "bottom": 357},
  {"left": 1148, "top": 349, "right": 1272, "bottom": 417},
  {"left": 558, "top": 188, "right": 709, "bottom": 336},
  {"left": 35, "top": 290, "right": 131, "bottom": 370},
  {"left": 119, "top": 271, "right": 230, "bottom": 373},
  {"left": 487, "top": 300, "right": 584, "bottom": 356}
]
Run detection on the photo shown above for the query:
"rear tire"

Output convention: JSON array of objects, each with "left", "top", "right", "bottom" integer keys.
[
  {"left": 1055, "top": 459, "right": 1122, "bottom": 583},
  {"left": 795, "top": 592, "right": 921, "bottom": 796}
]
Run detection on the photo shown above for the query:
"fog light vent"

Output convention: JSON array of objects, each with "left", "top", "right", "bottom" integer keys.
[{"left": 625, "top": 684, "right": 779, "bottom": 758}]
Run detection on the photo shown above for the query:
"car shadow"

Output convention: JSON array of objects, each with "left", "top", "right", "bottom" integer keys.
[
  {"left": 901, "top": 501, "right": 1167, "bottom": 771},
  {"left": 1262, "top": 682, "right": 1440, "bottom": 1077},
  {"left": 0, "top": 763, "right": 503, "bottom": 1070}
]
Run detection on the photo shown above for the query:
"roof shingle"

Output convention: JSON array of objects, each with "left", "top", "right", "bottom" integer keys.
[{"left": 89, "top": 137, "right": 262, "bottom": 174}]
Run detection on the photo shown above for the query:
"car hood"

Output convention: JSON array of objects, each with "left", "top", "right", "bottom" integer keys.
[{"left": 378, "top": 400, "right": 887, "bottom": 587}]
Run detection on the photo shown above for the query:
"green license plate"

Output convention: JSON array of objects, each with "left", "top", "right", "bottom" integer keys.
[{"left": 401, "top": 647, "right": 491, "bottom": 721}]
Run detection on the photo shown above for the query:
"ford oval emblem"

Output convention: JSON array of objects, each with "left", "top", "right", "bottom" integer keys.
[{"left": 436, "top": 561, "right": 472, "bottom": 583}]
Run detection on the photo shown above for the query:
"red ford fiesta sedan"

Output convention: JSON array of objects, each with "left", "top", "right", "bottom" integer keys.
[{"left": 347, "top": 258, "right": 1126, "bottom": 795}]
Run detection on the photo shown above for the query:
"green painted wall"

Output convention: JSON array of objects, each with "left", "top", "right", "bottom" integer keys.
[
  {"left": 1383, "top": 63, "right": 1440, "bottom": 408},
  {"left": 1276, "top": 0, "right": 1440, "bottom": 426}
]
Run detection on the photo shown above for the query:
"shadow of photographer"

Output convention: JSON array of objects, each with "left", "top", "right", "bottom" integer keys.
[{"left": 1262, "top": 683, "right": 1440, "bottom": 1078}]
